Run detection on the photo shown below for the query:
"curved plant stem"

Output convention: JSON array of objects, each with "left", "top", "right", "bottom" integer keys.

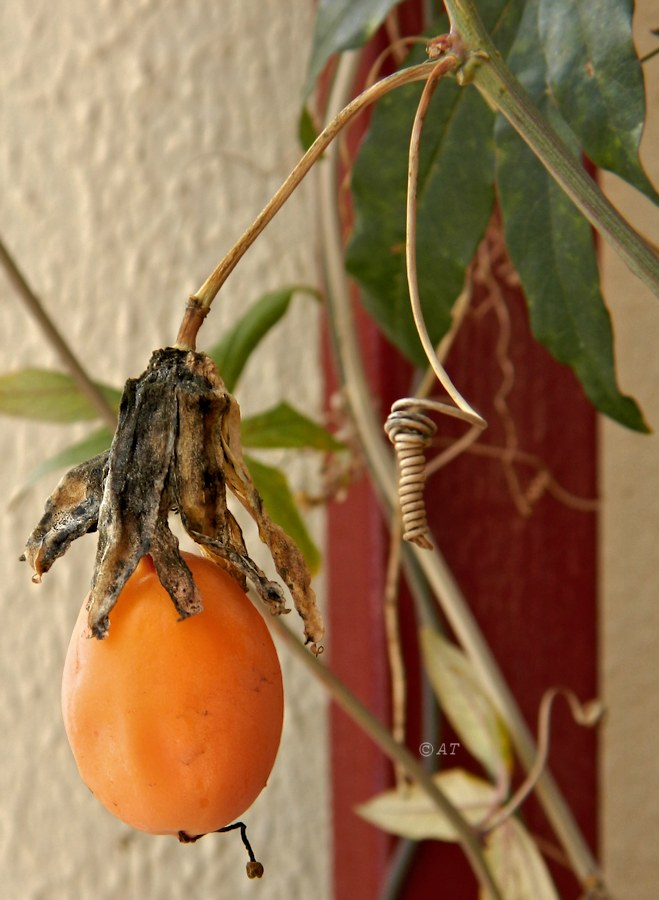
[
  {"left": 269, "top": 613, "right": 504, "bottom": 900},
  {"left": 175, "top": 58, "right": 457, "bottom": 350},
  {"left": 319, "top": 53, "right": 607, "bottom": 896},
  {"left": 443, "top": 0, "right": 659, "bottom": 298},
  {"left": 0, "top": 236, "right": 118, "bottom": 430}
]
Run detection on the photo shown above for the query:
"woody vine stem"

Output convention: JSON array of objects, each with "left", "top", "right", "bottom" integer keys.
[{"left": 174, "top": 8, "right": 658, "bottom": 355}]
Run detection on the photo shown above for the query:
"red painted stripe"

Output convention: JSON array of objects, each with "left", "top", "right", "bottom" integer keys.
[
  {"left": 322, "top": 6, "right": 597, "bottom": 895},
  {"left": 325, "top": 274, "right": 598, "bottom": 899}
]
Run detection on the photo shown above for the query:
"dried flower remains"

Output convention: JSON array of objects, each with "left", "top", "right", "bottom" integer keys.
[{"left": 22, "top": 347, "right": 324, "bottom": 651}]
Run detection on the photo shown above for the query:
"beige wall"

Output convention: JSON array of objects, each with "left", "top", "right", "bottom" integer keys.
[
  {"left": 600, "top": 3, "right": 659, "bottom": 897},
  {"left": 2, "top": 1, "right": 658, "bottom": 899},
  {"left": 0, "top": 2, "right": 329, "bottom": 898}
]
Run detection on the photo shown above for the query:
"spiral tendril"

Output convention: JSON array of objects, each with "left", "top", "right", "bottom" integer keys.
[
  {"left": 385, "top": 396, "right": 486, "bottom": 549},
  {"left": 385, "top": 400, "right": 437, "bottom": 549}
]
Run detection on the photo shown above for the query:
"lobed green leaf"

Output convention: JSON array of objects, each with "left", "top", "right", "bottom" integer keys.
[
  {"left": 304, "top": 0, "right": 402, "bottom": 97},
  {"left": 346, "top": 1, "right": 523, "bottom": 366},
  {"left": 496, "top": 0, "right": 648, "bottom": 431},
  {"left": 206, "top": 286, "right": 318, "bottom": 393},
  {"left": 244, "top": 454, "right": 321, "bottom": 574},
  {"left": 241, "top": 401, "right": 344, "bottom": 451},
  {"left": 538, "top": 0, "right": 658, "bottom": 204},
  {"left": 0, "top": 369, "right": 121, "bottom": 423}
]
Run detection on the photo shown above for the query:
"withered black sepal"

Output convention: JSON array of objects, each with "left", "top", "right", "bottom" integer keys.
[
  {"left": 86, "top": 351, "right": 202, "bottom": 637},
  {"left": 23, "top": 347, "right": 324, "bottom": 648},
  {"left": 22, "top": 451, "right": 108, "bottom": 581}
]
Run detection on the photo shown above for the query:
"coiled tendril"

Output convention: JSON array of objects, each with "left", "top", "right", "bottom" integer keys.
[
  {"left": 386, "top": 58, "right": 487, "bottom": 550},
  {"left": 385, "top": 395, "right": 485, "bottom": 549},
  {"left": 385, "top": 401, "right": 437, "bottom": 548}
]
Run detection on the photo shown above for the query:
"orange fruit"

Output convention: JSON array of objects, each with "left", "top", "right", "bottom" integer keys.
[{"left": 61, "top": 552, "right": 284, "bottom": 837}]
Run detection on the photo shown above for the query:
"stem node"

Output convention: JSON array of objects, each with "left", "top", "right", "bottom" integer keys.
[{"left": 174, "top": 297, "right": 210, "bottom": 351}]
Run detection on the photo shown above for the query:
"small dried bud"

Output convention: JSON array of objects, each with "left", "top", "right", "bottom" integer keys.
[{"left": 246, "top": 861, "right": 264, "bottom": 879}]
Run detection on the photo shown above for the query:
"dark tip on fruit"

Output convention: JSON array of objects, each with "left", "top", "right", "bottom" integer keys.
[{"left": 246, "top": 861, "right": 264, "bottom": 879}]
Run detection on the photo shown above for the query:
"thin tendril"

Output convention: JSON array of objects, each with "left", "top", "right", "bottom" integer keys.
[
  {"left": 405, "top": 64, "right": 486, "bottom": 432},
  {"left": 480, "top": 688, "right": 604, "bottom": 834},
  {"left": 385, "top": 52, "right": 486, "bottom": 548}
]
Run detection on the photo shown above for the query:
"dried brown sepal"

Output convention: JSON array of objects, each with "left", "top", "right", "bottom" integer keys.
[
  {"left": 148, "top": 516, "right": 203, "bottom": 622},
  {"left": 86, "top": 371, "right": 194, "bottom": 637},
  {"left": 207, "top": 361, "right": 324, "bottom": 648},
  {"left": 172, "top": 371, "right": 289, "bottom": 618},
  {"left": 23, "top": 346, "right": 324, "bottom": 647},
  {"left": 22, "top": 451, "right": 108, "bottom": 581}
]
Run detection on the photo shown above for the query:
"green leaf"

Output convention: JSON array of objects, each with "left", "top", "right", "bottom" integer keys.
[
  {"left": 538, "top": 0, "right": 658, "bottom": 204},
  {"left": 496, "top": 0, "right": 648, "bottom": 432},
  {"left": 420, "top": 627, "right": 512, "bottom": 783},
  {"left": 0, "top": 369, "right": 121, "bottom": 423},
  {"left": 244, "top": 455, "right": 321, "bottom": 574},
  {"left": 241, "top": 401, "right": 344, "bottom": 451},
  {"left": 12, "top": 427, "right": 113, "bottom": 505},
  {"left": 484, "top": 817, "right": 560, "bottom": 900},
  {"left": 206, "top": 286, "right": 318, "bottom": 393},
  {"left": 299, "top": 105, "right": 320, "bottom": 152},
  {"left": 304, "top": 0, "right": 402, "bottom": 97},
  {"left": 357, "top": 769, "right": 496, "bottom": 841},
  {"left": 346, "top": 2, "right": 523, "bottom": 366}
]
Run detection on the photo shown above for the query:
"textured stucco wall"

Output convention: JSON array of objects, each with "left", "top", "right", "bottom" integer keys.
[
  {"left": 0, "top": 2, "right": 329, "bottom": 898},
  {"left": 600, "top": 3, "right": 659, "bottom": 897}
]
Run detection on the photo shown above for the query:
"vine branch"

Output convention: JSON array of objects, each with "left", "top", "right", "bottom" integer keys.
[{"left": 0, "top": 236, "right": 118, "bottom": 430}]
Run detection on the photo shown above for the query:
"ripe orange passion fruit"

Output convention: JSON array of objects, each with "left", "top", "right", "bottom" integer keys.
[{"left": 61, "top": 552, "right": 284, "bottom": 837}]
